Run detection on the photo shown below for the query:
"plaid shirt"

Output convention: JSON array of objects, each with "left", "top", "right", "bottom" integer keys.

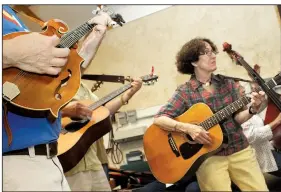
[{"left": 155, "top": 74, "right": 249, "bottom": 156}]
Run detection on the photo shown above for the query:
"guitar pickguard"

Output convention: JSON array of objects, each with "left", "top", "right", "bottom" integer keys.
[
  {"left": 3, "top": 81, "right": 20, "bottom": 101},
  {"left": 179, "top": 138, "right": 203, "bottom": 159}
]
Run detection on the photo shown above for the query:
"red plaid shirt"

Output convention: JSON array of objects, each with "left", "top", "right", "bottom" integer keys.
[{"left": 155, "top": 74, "right": 249, "bottom": 156}]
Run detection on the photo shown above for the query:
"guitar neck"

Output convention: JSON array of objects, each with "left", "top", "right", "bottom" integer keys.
[
  {"left": 86, "top": 74, "right": 158, "bottom": 111},
  {"left": 200, "top": 96, "right": 251, "bottom": 130},
  {"left": 237, "top": 57, "right": 265, "bottom": 84},
  {"left": 57, "top": 22, "right": 97, "bottom": 48},
  {"left": 266, "top": 72, "right": 281, "bottom": 89},
  {"left": 88, "top": 84, "right": 132, "bottom": 111},
  {"left": 237, "top": 58, "right": 281, "bottom": 112}
]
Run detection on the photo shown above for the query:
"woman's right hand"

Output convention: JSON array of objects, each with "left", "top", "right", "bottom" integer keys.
[{"left": 184, "top": 124, "right": 212, "bottom": 145}]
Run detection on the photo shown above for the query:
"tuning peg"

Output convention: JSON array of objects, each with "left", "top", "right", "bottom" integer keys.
[
  {"left": 143, "top": 81, "right": 155, "bottom": 86},
  {"left": 125, "top": 76, "right": 133, "bottom": 82}
]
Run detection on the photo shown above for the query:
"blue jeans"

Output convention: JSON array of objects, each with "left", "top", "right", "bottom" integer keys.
[
  {"left": 269, "top": 150, "right": 281, "bottom": 177},
  {"left": 102, "top": 163, "right": 110, "bottom": 181},
  {"left": 185, "top": 181, "right": 200, "bottom": 192},
  {"left": 185, "top": 181, "right": 241, "bottom": 192}
]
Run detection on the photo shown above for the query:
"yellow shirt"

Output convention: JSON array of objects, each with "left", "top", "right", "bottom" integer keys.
[{"left": 65, "top": 82, "right": 109, "bottom": 176}]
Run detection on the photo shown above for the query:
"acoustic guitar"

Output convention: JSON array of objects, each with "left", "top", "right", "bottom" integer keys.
[
  {"left": 143, "top": 71, "right": 281, "bottom": 184},
  {"left": 143, "top": 95, "right": 252, "bottom": 184},
  {"left": 58, "top": 74, "right": 158, "bottom": 173},
  {"left": 2, "top": 7, "right": 121, "bottom": 118}
]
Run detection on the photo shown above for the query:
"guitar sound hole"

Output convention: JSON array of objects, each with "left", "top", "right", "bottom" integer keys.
[
  {"left": 64, "top": 119, "right": 89, "bottom": 132},
  {"left": 179, "top": 142, "right": 203, "bottom": 159}
]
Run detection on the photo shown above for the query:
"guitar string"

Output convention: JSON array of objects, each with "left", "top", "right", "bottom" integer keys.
[
  {"left": 86, "top": 76, "right": 152, "bottom": 111},
  {"left": 239, "top": 58, "right": 281, "bottom": 111},
  {"left": 200, "top": 96, "right": 250, "bottom": 131},
  {"left": 88, "top": 84, "right": 132, "bottom": 110},
  {"left": 5, "top": 70, "right": 25, "bottom": 99},
  {"left": 10, "top": 22, "right": 92, "bottom": 96}
]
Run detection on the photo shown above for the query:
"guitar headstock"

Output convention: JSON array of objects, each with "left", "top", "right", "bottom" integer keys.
[
  {"left": 124, "top": 74, "right": 158, "bottom": 85},
  {"left": 222, "top": 42, "right": 243, "bottom": 66},
  {"left": 91, "top": 81, "right": 104, "bottom": 92},
  {"left": 140, "top": 74, "right": 159, "bottom": 85}
]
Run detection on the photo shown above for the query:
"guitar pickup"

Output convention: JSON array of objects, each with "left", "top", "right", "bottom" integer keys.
[{"left": 3, "top": 81, "right": 20, "bottom": 101}]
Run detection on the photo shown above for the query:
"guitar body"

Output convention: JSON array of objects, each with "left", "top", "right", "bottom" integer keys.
[
  {"left": 58, "top": 100, "right": 112, "bottom": 172},
  {"left": 3, "top": 19, "right": 82, "bottom": 118},
  {"left": 143, "top": 103, "right": 224, "bottom": 184}
]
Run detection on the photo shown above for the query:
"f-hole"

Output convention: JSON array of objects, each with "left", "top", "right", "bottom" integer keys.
[{"left": 54, "top": 69, "right": 72, "bottom": 100}]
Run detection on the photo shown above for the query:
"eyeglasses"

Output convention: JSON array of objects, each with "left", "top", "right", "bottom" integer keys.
[{"left": 200, "top": 50, "right": 219, "bottom": 57}]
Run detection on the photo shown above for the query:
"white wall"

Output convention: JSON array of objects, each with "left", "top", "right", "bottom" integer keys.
[{"left": 27, "top": 5, "right": 171, "bottom": 30}]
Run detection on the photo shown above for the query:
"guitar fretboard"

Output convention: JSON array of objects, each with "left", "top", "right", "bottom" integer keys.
[
  {"left": 57, "top": 22, "right": 96, "bottom": 48},
  {"left": 86, "top": 74, "right": 157, "bottom": 111},
  {"left": 199, "top": 96, "right": 251, "bottom": 130},
  {"left": 266, "top": 78, "right": 278, "bottom": 89},
  {"left": 88, "top": 84, "right": 132, "bottom": 111}
]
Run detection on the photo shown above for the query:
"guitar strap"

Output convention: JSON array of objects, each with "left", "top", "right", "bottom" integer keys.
[
  {"left": 3, "top": 103, "right": 13, "bottom": 146},
  {"left": 82, "top": 74, "right": 127, "bottom": 84},
  {"left": 10, "top": 6, "right": 45, "bottom": 27},
  {"left": 217, "top": 74, "right": 253, "bottom": 83}
]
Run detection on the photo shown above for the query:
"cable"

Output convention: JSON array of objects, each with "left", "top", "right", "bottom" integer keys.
[{"left": 106, "top": 130, "right": 123, "bottom": 164}]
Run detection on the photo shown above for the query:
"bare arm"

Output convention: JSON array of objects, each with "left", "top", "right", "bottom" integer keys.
[
  {"left": 154, "top": 116, "right": 212, "bottom": 145},
  {"left": 234, "top": 108, "right": 254, "bottom": 125},
  {"left": 154, "top": 116, "right": 193, "bottom": 133},
  {"left": 78, "top": 10, "right": 116, "bottom": 70},
  {"left": 105, "top": 79, "right": 142, "bottom": 115},
  {"left": 78, "top": 25, "right": 107, "bottom": 70},
  {"left": 234, "top": 91, "right": 266, "bottom": 124}
]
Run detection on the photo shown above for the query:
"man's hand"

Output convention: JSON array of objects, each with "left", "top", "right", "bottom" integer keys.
[
  {"left": 122, "top": 78, "right": 143, "bottom": 102},
  {"left": 88, "top": 11, "right": 116, "bottom": 27},
  {"left": 61, "top": 101, "right": 92, "bottom": 119},
  {"left": 3, "top": 32, "right": 70, "bottom": 75},
  {"left": 111, "top": 13, "right": 126, "bottom": 26}
]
